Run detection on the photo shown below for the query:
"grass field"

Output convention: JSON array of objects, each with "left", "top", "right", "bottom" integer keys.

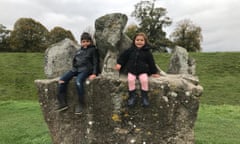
[
  {"left": 0, "top": 53, "right": 45, "bottom": 101},
  {"left": 0, "top": 52, "right": 240, "bottom": 144},
  {"left": 0, "top": 101, "right": 51, "bottom": 144}
]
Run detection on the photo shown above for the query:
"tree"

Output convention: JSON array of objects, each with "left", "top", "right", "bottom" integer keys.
[
  {"left": 125, "top": 23, "right": 138, "bottom": 40},
  {"left": 0, "top": 24, "right": 11, "bottom": 52},
  {"left": 49, "top": 26, "right": 76, "bottom": 45},
  {"left": 131, "top": 0, "right": 172, "bottom": 52},
  {"left": 9, "top": 18, "right": 49, "bottom": 52},
  {"left": 170, "top": 19, "right": 203, "bottom": 52}
]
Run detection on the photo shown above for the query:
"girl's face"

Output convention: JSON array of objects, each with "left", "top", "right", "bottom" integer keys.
[
  {"left": 81, "top": 39, "right": 91, "bottom": 48},
  {"left": 134, "top": 35, "right": 145, "bottom": 48}
]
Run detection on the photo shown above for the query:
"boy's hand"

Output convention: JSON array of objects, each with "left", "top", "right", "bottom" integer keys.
[
  {"left": 88, "top": 74, "right": 96, "bottom": 80},
  {"left": 114, "top": 64, "right": 121, "bottom": 71}
]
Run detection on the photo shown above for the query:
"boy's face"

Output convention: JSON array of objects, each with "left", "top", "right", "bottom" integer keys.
[
  {"left": 135, "top": 35, "right": 145, "bottom": 48},
  {"left": 81, "top": 39, "right": 91, "bottom": 48}
]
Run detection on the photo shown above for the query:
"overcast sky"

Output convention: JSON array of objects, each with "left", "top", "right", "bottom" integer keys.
[{"left": 1, "top": 0, "right": 239, "bottom": 52}]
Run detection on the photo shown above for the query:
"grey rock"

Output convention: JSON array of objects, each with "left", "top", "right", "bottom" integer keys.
[
  {"left": 35, "top": 13, "right": 203, "bottom": 144},
  {"left": 168, "top": 46, "right": 196, "bottom": 75},
  {"left": 44, "top": 38, "right": 79, "bottom": 78},
  {"left": 35, "top": 75, "right": 202, "bottom": 144},
  {"left": 95, "top": 13, "right": 131, "bottom": 76}
]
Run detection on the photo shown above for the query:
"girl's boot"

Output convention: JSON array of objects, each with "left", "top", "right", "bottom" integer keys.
[
  {"left": 128, "top": 90, "right": 137, "bottom": 107},
  {"left": 141, "top": 90, "right": 149, "bottom": 107}
]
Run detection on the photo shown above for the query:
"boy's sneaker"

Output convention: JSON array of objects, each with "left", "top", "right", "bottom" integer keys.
[
  {"left": 55, "top": 104, "right": 69, "bottom": 112},
  {"left": 75, "top": 105, "right": 83, "bottom": 115}
]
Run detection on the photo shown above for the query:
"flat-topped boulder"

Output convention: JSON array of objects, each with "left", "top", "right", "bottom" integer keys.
[{"left": 35, "top": 73, "right": 202, "bottom": 144}]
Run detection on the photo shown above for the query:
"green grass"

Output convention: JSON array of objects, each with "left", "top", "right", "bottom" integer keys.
[
  {"left": 0, "top": 101, "right": 51, "bottom": 144},
  {"left": 191, "top": 52, "right": 240, "bottom": 105},
  {"left": 0, "top": 53, "right": 45, "bottom": 100},
  {"left": 195, "top": 104, "right": 240, "bottom": 144},
  {"left": 0, "top": 52, "right": 240, "bottom": 143}
]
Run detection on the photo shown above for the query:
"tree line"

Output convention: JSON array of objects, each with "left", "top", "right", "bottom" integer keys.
[
  {"left": 0, "top": 18, "right": 75, "bottom": 52},
  {"left": 0, "top": 0, "right": 202, "bottom": 52}
]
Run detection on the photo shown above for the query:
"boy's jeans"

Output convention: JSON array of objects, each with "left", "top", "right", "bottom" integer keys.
[{"left": 58, "top": 70, "right": 89, "bottom": 104}]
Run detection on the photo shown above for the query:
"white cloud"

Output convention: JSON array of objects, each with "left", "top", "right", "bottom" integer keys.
[
  {"left": 0, "top": 0, "right": 239, "bottom": 52},
  {"left": 158, "top": 0, "right": 240, "bottom": 52}
]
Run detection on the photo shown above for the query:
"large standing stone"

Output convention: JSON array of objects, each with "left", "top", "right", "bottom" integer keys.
[
  {"left": 95, "top": 13, "right": 132, "bottom": 76},
  {"left": 168, "top": 46, "right": 196, "bottom": 75},
  {"left": 35, "top": 13, "right": 203, "bottom": 144},
  {"left": 44, "top": 38, "right": 79, "bottom": 78}
]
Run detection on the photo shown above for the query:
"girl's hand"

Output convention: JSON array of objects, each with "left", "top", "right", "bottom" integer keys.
[
  {"left": 151, "top": 74, "right": 160, "bottom": 78},
  {"left": 88, "top": 74, "right": 96, "bottom": 80},
  {"left": 114, "top": 64, "right": 121, "bottom": 71}
]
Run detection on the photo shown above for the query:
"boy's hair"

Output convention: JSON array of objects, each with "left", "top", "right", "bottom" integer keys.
[
  {"left": 133, "top": 32, "right": 149, "bottom": 45},
  {"left": 80, "top": 32, "right": 92, "bottom": 41}
]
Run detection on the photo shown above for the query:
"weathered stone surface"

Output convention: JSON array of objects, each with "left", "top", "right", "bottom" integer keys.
[
  {"left": 44, "top": 38, "right": 79, "bottom": 78},
  {"left": 168, "top": 46, "right": 196, "bottom": 75},
  {"left": 95, "top": 13, "right": 131, "bottom": 76},
  {"left": 35, "top": 74, "right": 202, "bottom": 144}
]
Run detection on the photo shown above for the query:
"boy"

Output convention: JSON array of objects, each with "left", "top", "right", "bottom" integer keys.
[{"left": 56, "top": 32, "right": 99, "bottom": 114}]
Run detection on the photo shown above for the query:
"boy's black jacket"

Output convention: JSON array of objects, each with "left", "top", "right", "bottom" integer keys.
[
  {"left": 117, "top": 44, "right": 158, "bottom": 75},
  {"left": 72, "top": 45, "right": 99, "bottom": 75}
]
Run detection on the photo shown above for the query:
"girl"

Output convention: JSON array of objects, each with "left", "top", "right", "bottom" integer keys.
[
  {"left": 115, "top": 32, "right": 160, "bottom": 107},
  {"left": 56, "top": 32, "right": 99, "bottom": 114}
]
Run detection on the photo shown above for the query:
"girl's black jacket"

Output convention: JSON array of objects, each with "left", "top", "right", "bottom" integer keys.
[
  {"left": 117, "top": 44, "right": 158, "bottom": 75},
  {"left": 72, "top": 45, "right": 99, "bottom": 75}
]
